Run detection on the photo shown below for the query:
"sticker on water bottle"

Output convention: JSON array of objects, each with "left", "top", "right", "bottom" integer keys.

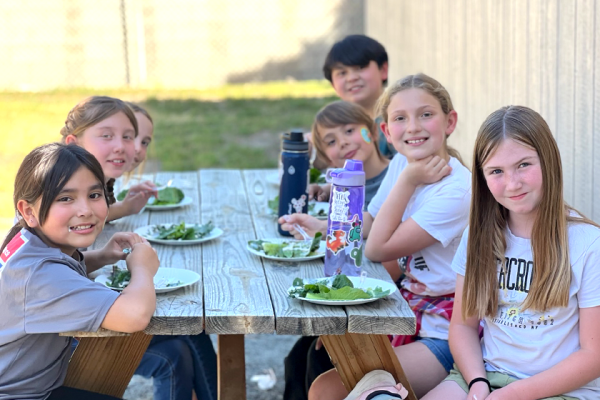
[
  {"left": 349, "top": 242, "right": 364, "bottom": 267},
  {"left": 347, "top": 214, "right": 362, "bottom": 242},
  {"left": 326, "top": 230, "right": 347, "bottom": 255},
  {"left": 330, "top": 188, "right": 350, "bottom": 222}
]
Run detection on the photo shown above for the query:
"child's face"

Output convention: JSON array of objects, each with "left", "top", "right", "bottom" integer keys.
[
  {"left": 29, "top": 167, "right": 108, "bottom": 256},
  {"left": 73, "top": 111, "right": 136, "bottom": 180},
  {"left": 482, "top": 138, "right": 543, "bottom": 221},
  {"left": 131, "top": 112, "right": 153, "bottom": 171},
  {"left": 318, "top": 123, "right": 376, "bottom": 168},
  {"left": 381, "top": 88, "right": 457, "bottom": 162},
  {"left": 330, "top": 61, "right": 387, "bottom": 112}
]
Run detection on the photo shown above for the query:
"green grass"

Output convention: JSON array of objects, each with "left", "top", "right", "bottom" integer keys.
[{"left": 0, "top": 80, "right": 338, "bottom": 232}]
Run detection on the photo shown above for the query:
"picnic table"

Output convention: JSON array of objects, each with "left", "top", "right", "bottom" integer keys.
[{"left": 62, "top": 169, "right": 417, "bottom": 400}]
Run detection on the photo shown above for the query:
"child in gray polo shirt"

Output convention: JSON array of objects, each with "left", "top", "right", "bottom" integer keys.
[{"left": 0, "top": 143, "right": 159, "bottom": 400}]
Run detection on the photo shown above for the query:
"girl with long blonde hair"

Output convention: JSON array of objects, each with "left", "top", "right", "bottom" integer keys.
[{"left": 423, "top": 106, "right": 600, "bottom": 400}]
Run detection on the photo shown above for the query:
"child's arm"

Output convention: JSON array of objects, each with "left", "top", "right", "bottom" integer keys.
[
  {"left": 278, "top": 212, "right": 374, "bottom": 241},
  {"left": 365, "top": 156, "right": 451, "bottom": 262},
  {"left": 448, "top": 275, "right": 491, "bottom": 400},
  {"left": 489, "top": 306, "right": 600, "bottom": 400},
  {"left": 108, "top": 181, "right": 156, "bottom": 221},
  {"left": 101, "top": 241, "right": 159, "bottom": 333},
  {"left": 83, "top": 232, "right": 146, "bottom": 273}
]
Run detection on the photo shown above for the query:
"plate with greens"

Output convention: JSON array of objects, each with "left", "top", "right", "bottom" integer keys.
[
  {"left": 288, "top": 274, "right": 396, "bottom": 305},
  {"left": 135, "top": 221, "right": 223, "bottom": 245},
  {"left": 268, "top": 196, "right": 329, "bottom": 220},
  {"left": 117, "top": 187, "right": 192, "bottom": 210},
  {"left": 96, "top": 266, "right": 200, "bottom": 294},
  {"left": 247, "top": 233, "right": 325, "bottom": 261}
]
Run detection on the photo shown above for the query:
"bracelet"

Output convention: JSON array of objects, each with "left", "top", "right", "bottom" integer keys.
[{"left": 468, "top": 377, "right": 492, "bottom": 392}]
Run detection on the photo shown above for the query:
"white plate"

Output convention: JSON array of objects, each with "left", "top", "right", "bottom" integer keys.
[
  {"left": 247, "top": 238, "right": 326, "bottom": 261},
  {"left": 135, "top": 223, "right": 223, "bottom": 245},
  {"left": 289, "top": 276, "right": 397, "bottom": 305},
  {"left": 96, "top": 268, "right": 200, "bottom": 294},
  {"left": 145, "top": 196, "right": 193, "bottom": 211},
  {"left": 266, "top": 172, "right": 280, "bottom": 186}
]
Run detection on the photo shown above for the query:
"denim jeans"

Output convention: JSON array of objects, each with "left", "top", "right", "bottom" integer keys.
[
  {"left": 135, "top": 333, "right": 217, "bottom": 400},
  {"left": 71, "top": 332, "right": 217, "bottom": 400}
]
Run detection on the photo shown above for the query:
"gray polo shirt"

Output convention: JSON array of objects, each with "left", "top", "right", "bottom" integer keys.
[{"left": 0, "top": 229, "right": 120, "bottom": 400}]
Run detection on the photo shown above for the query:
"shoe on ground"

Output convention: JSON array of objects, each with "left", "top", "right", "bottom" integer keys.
[{"left": 343, "top": 370, "right": 409, "bottom": 400}]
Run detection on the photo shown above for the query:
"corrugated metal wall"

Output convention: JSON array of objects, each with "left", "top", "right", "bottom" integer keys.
[{"left": 367, "top": 0, "right": 600, "bottom": 221}]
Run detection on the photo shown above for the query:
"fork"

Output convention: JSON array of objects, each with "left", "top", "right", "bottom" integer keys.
[{"left": 292, "top": 223, "right": 312, "bottom": 242}]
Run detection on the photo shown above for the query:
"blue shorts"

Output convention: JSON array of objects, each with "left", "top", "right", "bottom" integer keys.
[{"left": 416, "top": 337, "right": 454, "bottom": 373}]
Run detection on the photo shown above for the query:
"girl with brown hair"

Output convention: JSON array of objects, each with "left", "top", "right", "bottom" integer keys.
[{"left": 423, "top": 106, "right": 600, "bottom": 400}]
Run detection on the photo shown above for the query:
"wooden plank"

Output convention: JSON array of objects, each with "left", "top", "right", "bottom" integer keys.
[
  {"left": 573, "top": 0, "right": 594, "bottom": 216},
  {"left": 217, "top": 335, "right": 246, "bottom": 400},
  {"left": 242, "top": 169, "right": 347, "bottom": 336},
  {"left": 321, "top": 332, "right": 417, "bottom": 400},
  {"left": 345, "top": 259, "right": 416, "bottom": 335},
  {"left": 527, "top": 0, "right": 543, "bottom": 112},
  {"left": 201, "top": 169, "right": 275, "bottom": 335},
  {"left": 539, "top": 0, "right": 559, "bottom": 135},
  {"left": 556, "top": 0, "right": 576, "bottom": 205},
  {"left": 593, "top": 0, "right": 600, "bottom": 223},
  {"left": 64, "top": 332, "right": 152, "bottom": 397},
  {"left": 145, "top": 171, "right": 204, "bottom": 335}
]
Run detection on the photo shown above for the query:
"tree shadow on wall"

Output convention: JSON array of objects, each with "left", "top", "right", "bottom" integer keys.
[{"left": 227, "top": 0, "right": 365, "bottom": 83}]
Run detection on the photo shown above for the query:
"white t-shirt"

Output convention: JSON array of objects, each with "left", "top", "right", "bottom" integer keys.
[
  {"left": 452, "top": 223, "right": 600, "bottom": 399},
  {"left": 368, "top": 154, "right": 471, "bottom": 339}
]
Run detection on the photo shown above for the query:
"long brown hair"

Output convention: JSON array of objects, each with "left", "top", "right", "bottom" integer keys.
[
  {"left": 375, "top": 73, "right": 464, "bottom": 165},
  {"left": 312, "top": 100, "right": 384, "bottom": 166},
  {"left": 463, "top": 105, "right": 596, "bottom": 318},
  {"left": 1, "top": 143, "right": 108, "bottom": 252},
  {"left": 124, "top": 102, "right": 154, "bottom": 182}
]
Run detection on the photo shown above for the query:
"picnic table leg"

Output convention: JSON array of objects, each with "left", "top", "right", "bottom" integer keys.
[
  {"left": 63, "top": 332, "right": 152, "bottom": 398},
  {"left": 217, "top": 334, "right": 246, "bottom": 400},
  {"left": 321, "top": 332, "right": 417, "bottom": 400}
]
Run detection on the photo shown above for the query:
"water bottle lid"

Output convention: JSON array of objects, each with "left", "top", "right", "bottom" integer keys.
[
  {"left": 326, "top": 159, "right": 365, "bottom": 186},
  {"left": 282, "top": 131, "right": 309, "bottom": 151}
]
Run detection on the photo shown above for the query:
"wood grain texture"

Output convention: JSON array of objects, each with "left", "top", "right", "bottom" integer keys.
[
  {"left": 321, "top": 332, "right": 417, "bottom": 400},
  {"left": 217, "top": 335, "right": 246, "bottom": 400},
  {"left": 201, "top": 170, "right": 275, "bottom": 335},
  {"left": 242, "top": 170, "right": 347, "bottom": 336},
  {"left": 64, "top": 332, "right": 152, "bottom": 397},
  {"left": 145, "top": 171, "right": 204, "bottom": 335},
  {"left": 345, "top": 259, "right": 416, "bottom": 335},
  {"left": 573, "top": 0, "right": 594, "bottom": 216}
]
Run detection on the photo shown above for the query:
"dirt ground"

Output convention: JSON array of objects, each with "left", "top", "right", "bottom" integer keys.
[{"left": 124, "top": 334, "right": 300, "bottom": 400}]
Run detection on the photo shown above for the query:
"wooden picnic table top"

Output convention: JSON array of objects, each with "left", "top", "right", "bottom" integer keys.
[
  {"left": 86, "top": 168, "right": 415, "bottom": 337},
  {"left": 67, "top": 168, "right": 418, "bottom": 400}
]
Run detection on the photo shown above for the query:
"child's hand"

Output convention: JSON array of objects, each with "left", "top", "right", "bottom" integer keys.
[
  {"left": 121, "top": 181, "right": 156, "bottom": 214},
  {"left": 100, "top": 232, "right": 150, "bottom": 264},
  {"left": 309, "top": 183, "right": 331, "bottom": 202},
  {"left": 278, "top": 214, "right": 327, "bottom": 240},
  {"left": 467, "top": 382, "right": 491, "bottom": 400},
  {"left": 401, "top": 155, "right": 452, "bottom": 187},
  {"left": 126, "top": 242, "right": 159, "bottom": 277}
]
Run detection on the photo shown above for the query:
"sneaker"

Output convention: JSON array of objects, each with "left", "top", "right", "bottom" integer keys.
[{"left": 343, "top": 370, "right": 409, "bottom": 400}]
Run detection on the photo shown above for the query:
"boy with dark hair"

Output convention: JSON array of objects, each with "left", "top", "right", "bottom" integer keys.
[{"left": 322, "top": 34, "right": 396, "bottom": 158}]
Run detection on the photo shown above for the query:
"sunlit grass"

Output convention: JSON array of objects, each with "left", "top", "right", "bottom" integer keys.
[{"left": 0, "top": 80, "right": 337, "bottom": 234}]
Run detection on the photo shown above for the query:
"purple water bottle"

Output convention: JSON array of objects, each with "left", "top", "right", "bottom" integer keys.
[{"left": 324, "top": 160, "right": 365, "bottom": 277}]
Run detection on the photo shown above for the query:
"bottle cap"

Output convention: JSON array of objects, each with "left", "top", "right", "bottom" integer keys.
[
  {"left": 326, "top": 159, "right": 365, "bottom": 186},
  {"left": 282, "top": 131, "right": 309, "bottom": 152}
]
